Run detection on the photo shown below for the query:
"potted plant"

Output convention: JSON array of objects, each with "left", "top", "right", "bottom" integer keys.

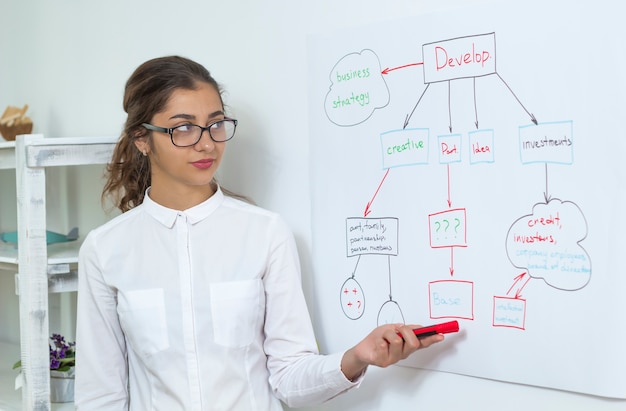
[{"left": 13, "top": 333, "right": 76, "bottom": 403}]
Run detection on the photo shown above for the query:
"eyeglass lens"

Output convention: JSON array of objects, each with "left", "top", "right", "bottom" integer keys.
[{"left": 172, "top": 120, "right": 236, "bottom": 146}]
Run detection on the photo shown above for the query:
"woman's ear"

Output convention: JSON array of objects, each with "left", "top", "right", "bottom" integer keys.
[
  {"left": 133, "top": 133, "right": 150, "bottom": 156},
  {"left": 134, "top": 141, "right": 148, "bottom": 156}
]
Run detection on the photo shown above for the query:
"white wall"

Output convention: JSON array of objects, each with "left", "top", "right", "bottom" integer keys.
[{"left": 0, "top": 0, "right": 622, "bottom": 409}]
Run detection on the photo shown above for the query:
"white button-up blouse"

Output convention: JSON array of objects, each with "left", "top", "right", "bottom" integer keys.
[{"left": 75, "top": 187, "right": 360, "bottom": 410}]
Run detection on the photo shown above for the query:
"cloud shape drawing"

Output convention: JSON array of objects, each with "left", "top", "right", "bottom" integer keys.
[
  {"left": 324, "top": 49, "right": 390, "bottom": 127},
  {"left": 505, "top": 199, "right": 591, "bottom": 291}
]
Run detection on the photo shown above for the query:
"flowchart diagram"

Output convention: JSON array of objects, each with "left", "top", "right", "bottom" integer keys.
[
  {"left": 329, "top": 33, "right": 590, "bottom": 332},
  {"left": 308, "top": 3, "right": 626, "bottom": 398}
]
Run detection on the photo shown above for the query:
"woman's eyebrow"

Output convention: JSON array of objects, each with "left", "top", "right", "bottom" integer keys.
[
  {"left": 168, "top": 110, "right": 224, "bottom": 121},
  {"left": 207, "top": 110, "right": 225, "bottom": 119},
  {"left": 169, "top": 113, "right": 195, "bottom": 121}
]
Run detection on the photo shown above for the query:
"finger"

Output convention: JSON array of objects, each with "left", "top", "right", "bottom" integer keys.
[
  {"left": 386, "top": 323, "right": 406, "bottom": 342},
  {"left": 396, "top": 325, "right": 421, "bottom": 350},
  {"left": 417, "top": 333, "right": 445, "bottom": 348},
  {"left": 400, "top": 324, "right": 446, "bottom": 349},
  {"left": 389, "top": 325, "right": 421, "bottom": 362},
  {"left": 383, "top": 327, "right": 405, "bottom": 363}
]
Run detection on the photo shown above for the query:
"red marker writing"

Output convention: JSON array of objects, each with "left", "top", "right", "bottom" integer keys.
[{"left": 398, "top": 320, "right": 460, "bottom": 339}]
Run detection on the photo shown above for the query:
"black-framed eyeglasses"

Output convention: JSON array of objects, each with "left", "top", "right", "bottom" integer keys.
[{"left": 142, "top": 118, "right": 238, "bottom": 147}]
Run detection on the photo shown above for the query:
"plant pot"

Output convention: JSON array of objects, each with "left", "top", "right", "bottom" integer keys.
[{"left": 50, "top": 369, "right": 75, "bottom": 403}]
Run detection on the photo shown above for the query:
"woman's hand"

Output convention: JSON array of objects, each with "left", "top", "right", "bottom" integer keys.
[{"left": 340, "top": 323, "right": 445, "bottom": 381}]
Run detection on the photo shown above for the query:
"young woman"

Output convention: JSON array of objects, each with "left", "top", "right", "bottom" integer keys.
[{"left": 75, "top": 56, "right": 445, "bottom": 410}]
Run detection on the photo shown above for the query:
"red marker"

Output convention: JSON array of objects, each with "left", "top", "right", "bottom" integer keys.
[{"left": 398, "top": 320, "right": 459, "bottom": 339}]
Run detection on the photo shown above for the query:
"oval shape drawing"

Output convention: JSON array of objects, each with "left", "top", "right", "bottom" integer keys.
[
  {"left": 377, "top": 300, "right": 405, "bottom": 326},
  {"left": 340, "top": 277, "right": 365, "bottom": 320}
]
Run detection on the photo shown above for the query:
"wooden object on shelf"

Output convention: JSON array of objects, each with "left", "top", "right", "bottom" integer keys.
[{"left": 0, "top": 105, "right": 33, "bottom": 141}]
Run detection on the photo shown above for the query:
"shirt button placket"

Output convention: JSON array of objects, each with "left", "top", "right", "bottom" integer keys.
[{"left": 176, "top": 213, "right": 202, "bottom": 410}]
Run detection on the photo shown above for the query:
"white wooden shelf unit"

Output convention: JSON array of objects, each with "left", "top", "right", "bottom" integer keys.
[{"left": 0, "top": 134, "right": 117, "bottom": 410}]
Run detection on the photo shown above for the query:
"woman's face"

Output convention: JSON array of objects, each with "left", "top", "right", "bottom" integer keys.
[{"left": 138, "top": 81, "right": 226, "bottom": 204}]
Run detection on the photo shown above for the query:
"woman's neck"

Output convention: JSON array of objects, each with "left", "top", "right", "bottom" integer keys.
[{"left": 148, "top": 182, "right": 217, "bottom": 210}]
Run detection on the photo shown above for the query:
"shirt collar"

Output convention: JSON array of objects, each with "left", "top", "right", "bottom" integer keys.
[{"left": 142, "top": 186, "right": 225, "bottom": 228}]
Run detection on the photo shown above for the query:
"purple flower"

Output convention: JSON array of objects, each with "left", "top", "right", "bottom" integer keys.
[{"left": 48, "top": 334, "right": 76, "bottom": 371}]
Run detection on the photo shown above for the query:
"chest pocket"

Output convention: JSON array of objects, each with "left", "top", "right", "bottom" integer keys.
[
  {"left": 118, "top": 288, "right": 170, "bottom": 357},
  {"left": 210, "top": 279, "right": 263, "bottom": 348}
]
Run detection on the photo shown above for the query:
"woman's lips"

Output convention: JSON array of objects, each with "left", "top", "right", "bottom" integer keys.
[{"left": 191, "top": 159, "right": 214, "bottom": 169}]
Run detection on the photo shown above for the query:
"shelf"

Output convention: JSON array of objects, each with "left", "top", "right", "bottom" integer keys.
[
  {"left": 0, "top": 239, "right": 84, "bottom": 293},
  {"left": 21, "top": 135, "right": 117, "bottom": 168},
  {"left": 0, "top": 238, "right": 84, "bottom": 267},
  {"left": 0, "top": 135, "right": 118, "bottom": 170}
]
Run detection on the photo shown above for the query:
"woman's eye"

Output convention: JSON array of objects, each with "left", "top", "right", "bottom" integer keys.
[
  {"left": 210, "top": 121, "right": 224, "bottom": 130},
  {"left": 176, "top": 124, "right": 193, "bottom": 132}
]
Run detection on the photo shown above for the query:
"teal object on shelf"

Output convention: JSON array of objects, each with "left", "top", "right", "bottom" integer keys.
[{"left": 1, "top": 227, "right": 79, "bottom": 244}]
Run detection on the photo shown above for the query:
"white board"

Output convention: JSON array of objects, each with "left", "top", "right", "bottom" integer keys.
[{"left": 308, "top": 0, "right": 626, "bottom": 398}]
